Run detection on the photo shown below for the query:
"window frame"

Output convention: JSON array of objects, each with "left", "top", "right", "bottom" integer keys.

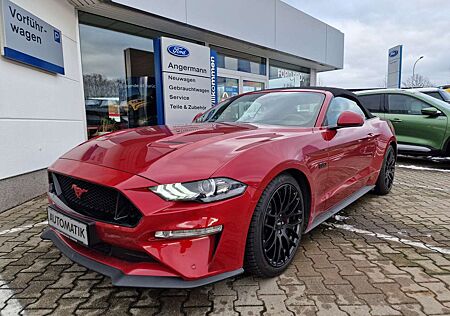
[{"left": 212, "top": 45, "right": 267, "bottom": 76}]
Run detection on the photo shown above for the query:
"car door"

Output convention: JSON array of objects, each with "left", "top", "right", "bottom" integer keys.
[
  {"left": 322, "top": 97, "right": 378, "bottom": 211},
  {"left": 385, "top": 93, "right": 447, "bottom": 152}
]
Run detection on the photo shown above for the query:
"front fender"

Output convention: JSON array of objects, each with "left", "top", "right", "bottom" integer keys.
[{"left": 211, "top": 132, "right": 329, "bottom": 231}]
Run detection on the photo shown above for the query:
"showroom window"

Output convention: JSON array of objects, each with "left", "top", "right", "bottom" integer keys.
[
  {"left": 79, "top": 13, "right": 166, "bottom": 137},
  {"left": 212, "top": 46, "right": 267, "bottom": 76},
  {"left": 217, "top": 77, "right": 239, "bottom": 102},
  {"left": 268, "top": 61, "right": 310, "bottom": 88},
  {"left": 79, "top": 13, "right": 204, "bottom": 136}
]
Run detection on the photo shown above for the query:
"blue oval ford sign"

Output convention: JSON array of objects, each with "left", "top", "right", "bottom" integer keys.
[
  {"left": 167, "top": 45, "right": 190, "bottom": 57},
  {"left": 389, "top": 50, "right": 398, "bottom": 58}
]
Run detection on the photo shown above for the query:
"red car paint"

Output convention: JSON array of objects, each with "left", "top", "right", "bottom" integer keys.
[
  {"left": 336, "top": 110, "right": 365, "bottom": 127},
  {"left": 45, "top": 89, "right": 396, "bottom": 284}
]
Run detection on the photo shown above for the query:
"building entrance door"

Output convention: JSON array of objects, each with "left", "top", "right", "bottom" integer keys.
[
  {"left": 217, "top": 76, "right": 239, "bottom": 102},
  {"left": 242, "top": 79, "right": 265, "bottom": 93},
  {"left": 217, "top": 69, "right": 267, "bottom": 102},
  {"left": 124, "top": 48, "right": 157, "bottom": 128}
]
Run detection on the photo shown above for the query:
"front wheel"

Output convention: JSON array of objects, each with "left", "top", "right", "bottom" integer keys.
[
  {"left": 244, "top": 174, "right": 305, "bottom": 277},
  {"left": 374, "top": 145, "right": 396, "bottom": 195}
]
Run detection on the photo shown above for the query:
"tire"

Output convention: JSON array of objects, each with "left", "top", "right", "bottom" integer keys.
[
  {"left": 244, "top": 174, "right": 305, "bottom": 277},
  {"left": 374, "top": 145, "right": 396, "bottom": 195},
  {"left": 445, "top": 137, "right": 450, "bottom": 157}
]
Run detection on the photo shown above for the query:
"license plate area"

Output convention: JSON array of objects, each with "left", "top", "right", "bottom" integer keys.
[{"left": 47, "top": 207, "right": 96, "bottom": 246}]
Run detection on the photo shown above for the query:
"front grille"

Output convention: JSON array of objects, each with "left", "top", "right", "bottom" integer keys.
[{"left": 50, "top": 172, "right": 142, "bottom": 227}]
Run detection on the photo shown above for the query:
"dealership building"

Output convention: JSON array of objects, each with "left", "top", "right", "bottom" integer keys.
[{"left": 0, "top": 0, "right": 344, "bottom": 211}]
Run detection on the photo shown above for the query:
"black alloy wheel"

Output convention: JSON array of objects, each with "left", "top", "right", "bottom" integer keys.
[
  {"left": 262, "top": 183, "right": 303, "bottom": 267},
  {"left": 245, "top": 174, "right": 305, "bottom": 277},
  {"left": 384, "top": 148, "right": 396, "bottom": 190}
]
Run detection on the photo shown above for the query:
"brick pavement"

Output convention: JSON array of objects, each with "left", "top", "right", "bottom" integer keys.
[{"left": 0, "top": 158, "right": 450, "bottom": 315}]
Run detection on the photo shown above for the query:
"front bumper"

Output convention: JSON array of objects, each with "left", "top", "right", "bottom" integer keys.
[
  {"left": 43, "top": 159, "right": 258, "bottom": 287},
  {"left": 41, "top": 228, "right": 243, "bottom": 288}
]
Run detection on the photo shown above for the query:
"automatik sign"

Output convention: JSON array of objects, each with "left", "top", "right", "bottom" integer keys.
[
  {"left": 155, "top": 37, "right": 217, "bottom": 124},
  {"left": 0, "top": 0, "right": 64, "bottom": 74}
]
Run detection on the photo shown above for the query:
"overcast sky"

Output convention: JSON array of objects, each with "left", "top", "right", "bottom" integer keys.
[{"left": 283, "top": 0, "right": 450, "bottom": 88}]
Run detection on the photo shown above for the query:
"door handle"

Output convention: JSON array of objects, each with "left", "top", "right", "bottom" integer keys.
[{"left": 391, "top": 118, "right": 402, "bottom": 123}]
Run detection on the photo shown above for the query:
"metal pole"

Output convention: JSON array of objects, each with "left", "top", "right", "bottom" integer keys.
[{"left": 412, "top": 56, "right": 424, "bottom": 86}]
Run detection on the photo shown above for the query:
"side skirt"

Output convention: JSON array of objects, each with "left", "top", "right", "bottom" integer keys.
[{"left": 304, "top": 185, "right": 375, "bottom": 233}]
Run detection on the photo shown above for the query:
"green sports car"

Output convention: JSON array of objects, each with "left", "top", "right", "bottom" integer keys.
[{"left": 356, "top": 89, "right": 450, "bottom": 157}]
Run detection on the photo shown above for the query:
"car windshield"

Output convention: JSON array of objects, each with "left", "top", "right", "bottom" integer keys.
[
  {"left": 196, "top": 92, "right": 325, "bottom": 127},
  {"left": 418, "top": 92, "right": 450, "bottom": 110},
  {"left": 423, "top": 91, "right": 444, "bottom": 100},
  {"left": 441, "top": 90, "right": 450, "bottom": 102}
]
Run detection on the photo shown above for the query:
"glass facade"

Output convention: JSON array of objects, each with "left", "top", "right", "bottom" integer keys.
[
  {"left": 79, "top": 14, "right": 313, "bottom": 135},
  {"left": 243, "top": 80, "right": 265, "bottom": 93},
  {"left": 217, "top": 77, "right": 239, "bottom": 102},
  {"left": 268, "top": 61, "right": 310, "bottom": 89},
  {"left": 213, "top": 46, "right": 266, "bottom": 76},
  {"left": 79, "top": 14, "right": 156, "bottom": 137}
]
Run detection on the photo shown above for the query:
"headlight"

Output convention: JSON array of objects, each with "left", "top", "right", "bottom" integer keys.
[{"left": 149, "top": 178, "right": 247, "bottom": 202}]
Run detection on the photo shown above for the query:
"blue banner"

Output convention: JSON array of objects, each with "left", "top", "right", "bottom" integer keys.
[
  {"left": 153, "top": 38, "right": 165, "bottom": 125},
  {"left": 210, "top": 49, "right": 218, "bottom": 106}
]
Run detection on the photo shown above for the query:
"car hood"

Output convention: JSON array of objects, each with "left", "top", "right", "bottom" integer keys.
[{"left": 60, "top": 123, "right": 310, "bottom": 184}]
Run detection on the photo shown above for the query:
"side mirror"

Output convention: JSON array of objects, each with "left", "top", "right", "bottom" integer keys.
[
  {"left": 421, "top": 107, "right": 440, "bottom": 117},
  {"left": 335, "top": 111, "right": 364, "bottom": 128}
]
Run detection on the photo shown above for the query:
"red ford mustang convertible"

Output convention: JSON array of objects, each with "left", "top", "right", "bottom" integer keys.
[{"left": 42, "top": 88, "right": 396, "bottom": 288}]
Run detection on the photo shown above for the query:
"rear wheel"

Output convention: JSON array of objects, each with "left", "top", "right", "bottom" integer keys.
[
  {"left": 445, "top": 137, "right": 450, "bottom": 157},
  {"left": 244, "top": 174, "right": 305, "bottom": 277},
  {"left": 374, "top": 145, "right": 396, "bottom": 195}
]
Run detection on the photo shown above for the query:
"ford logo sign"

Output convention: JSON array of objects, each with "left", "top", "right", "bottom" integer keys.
[
  {"left": 167, "top": 45, "right": 190, "bottom": 57},
  {"left": 389, "top": 50, "right": 398, "bottom": 58}
]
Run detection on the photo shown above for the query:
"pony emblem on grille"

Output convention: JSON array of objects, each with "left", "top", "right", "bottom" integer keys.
[{"left": 71, "top": 184, "right": 88, "bottom": 199}]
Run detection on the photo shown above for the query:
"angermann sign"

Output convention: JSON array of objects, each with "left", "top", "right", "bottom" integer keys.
[
  {"left": 0, "top": 0, "right": 64, "bottom": 74},
  {"left": 155, "top": 37, "right": 217, "bottom": 125}
]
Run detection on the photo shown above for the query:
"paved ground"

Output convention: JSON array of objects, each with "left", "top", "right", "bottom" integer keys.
[{"left": 0, "top": 157, "right": 450, "bottom": 315}]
